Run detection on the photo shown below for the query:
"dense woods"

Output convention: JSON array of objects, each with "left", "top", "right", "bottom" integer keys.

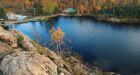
[
  {"left": 0, "top": 7, "right": 7, "bottom": 19},
  {"left": 0, "top": 0, "right": 140, "bottom": 18}
]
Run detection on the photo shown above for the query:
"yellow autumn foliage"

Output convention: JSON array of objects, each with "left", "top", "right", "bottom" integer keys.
[
  {"left": 95, "top": 5, "right": 102, "bottom": 12},
  {"left": 50, "top": 27, "right": 64, "bottom": 44}
]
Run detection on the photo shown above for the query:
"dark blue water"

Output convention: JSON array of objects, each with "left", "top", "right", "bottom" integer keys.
[{"left": 9, "top": 16, "right": 140, "bottom": 74}]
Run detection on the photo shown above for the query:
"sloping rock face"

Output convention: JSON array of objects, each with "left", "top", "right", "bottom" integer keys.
[
  {"left": 0, "top": 51, "right": 57, "bottom": 75},
  {"left": 0, "top": 27, "right": 72, "bottom": 75},
  {"left": 65, "top": 56, "right": 94, "bottom": 75},
  {"left": 9, "top": 30, "right": 38, "bottom": 52},
  {"left": 46, "top": 50, "right": 72, "bottom": 75}
]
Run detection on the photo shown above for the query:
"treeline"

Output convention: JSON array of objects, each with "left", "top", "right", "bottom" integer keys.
[
  {"left": 113, "top": 5, "right": 140, "bottom": 18},
  {"left": 0, "top": 0, "right": 140, "bottom": 18},
  {"left": 57, "top": 0, "right": 140, "bottom": 18},
  {"left": 0, "top": 0, "right": 58, "bottom": 16},
  {"left": 98, "top": 4, "right": 140, "bottom": 19},
  {"left": 0, "top": 7, "right": 7, "bottom": 19}
]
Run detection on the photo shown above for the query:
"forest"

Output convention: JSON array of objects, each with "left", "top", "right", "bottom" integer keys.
[{"left": 0, "top": 0, "right": 140, "bottom": 19}]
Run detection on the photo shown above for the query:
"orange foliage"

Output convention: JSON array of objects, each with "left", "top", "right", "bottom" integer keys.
[
  {"left": 79, "top": 5, "right": 86, "bottom": 14},
  {"left": 110, "top": 0, "right": 115, "bottom": 3},
  {"left": 95, "top": 5, "right": 101, "bottom": 12},
  {"left": 50, "top": 27, "right": 64, "bottom": 44}
]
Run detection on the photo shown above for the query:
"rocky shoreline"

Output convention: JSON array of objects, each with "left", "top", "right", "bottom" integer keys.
[
  {"left": 0, "top": 23, "right": 126, "bottom": 75},
  {"left": 0, "top": 26, "right": 103, "bottom": 75},
  {"left": 61, "top": 14, "right": 140, "bottom": 24},
  {"left": 94, "top": 15, "right": 140, "bottom": 24},
  {"left": 1, "top": 14, "right": 140, "bottom": 29},
  {"left": 0, "top": 15, "right": 61, "bottom": 28}
]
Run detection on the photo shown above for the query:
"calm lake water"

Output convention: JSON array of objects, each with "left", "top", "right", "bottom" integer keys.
[{"left": 9, "top": 16, "right": 140, "bottom": 75}]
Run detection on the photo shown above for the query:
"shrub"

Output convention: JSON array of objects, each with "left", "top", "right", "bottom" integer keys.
[
  {"left": 50, "top": 27, "right": 64, "bottom": 50},
  {"left": 17, "top": 34, "right": 27, "bottom": 50}
]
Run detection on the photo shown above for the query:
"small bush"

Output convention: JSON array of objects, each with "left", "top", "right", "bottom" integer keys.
[
  {"left": 17, "top": 34, "right": 24, "bottom": 47},
  {"left": 49, "top": 27, "right": 65, "bottom": 54},
  {"left": 17, "top": 34, "right": 27, "bottom": 50}
]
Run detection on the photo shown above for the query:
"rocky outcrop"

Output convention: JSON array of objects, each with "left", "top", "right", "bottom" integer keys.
[
  {"left": 65, "top": 56, "right": 93, "bottom": 75},
  {"left": 0, "top": 42, "right": 15, "bottom": 60},
  {"left": 0, "top": 26, "right": 102, "bottom": 75},
  {"left": 0, "top": 51, "right": 57, "bottom": 75},
  {"left": 9, "top": 30, "right": 38, "bottom": 52},
  {"left": 46, "top": 50, "right": 72, "bottom": 75},
  {"left": 95, "top": 15, "right": 140, "bottom": 24},
  {"left": 109, "top": 18, "right": 121, "bottom": 23},
  {"left": 0, "top": 28, "right": 17, "bottom": 48}
]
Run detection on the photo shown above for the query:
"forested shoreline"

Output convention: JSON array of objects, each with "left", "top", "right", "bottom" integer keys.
[
  {"left": 0, "top": 0, "right": 140, "bottom": 25},
  {"left": 0, "top": 0, "right": 140, "bottom": 18}
]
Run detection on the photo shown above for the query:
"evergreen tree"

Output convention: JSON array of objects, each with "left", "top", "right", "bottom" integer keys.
[{"left": 0, "top": 7, "right": 7, "bottom": 20}]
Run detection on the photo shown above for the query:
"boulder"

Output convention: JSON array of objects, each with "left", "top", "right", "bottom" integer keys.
[
  {"left": 58, "top": 67, "right": 71, "bottom": 75},
  {"left": 109, "top": 18, "right": 120, "bottom": 23},
  {"left": 47, "top": 50, "right": 64, "bottom": 66},
  {"left": 47, "top": 50, "right": 72, "bottom": 74},
  {"left": 65, "top": 56, "right": 91, "bottom": 75},
  {"left": 0, "top": 51, "right": 58, "bottom": 75}
]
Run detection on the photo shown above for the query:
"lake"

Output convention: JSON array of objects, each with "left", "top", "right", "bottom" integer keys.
[{"left": 9, "top": 16, "right": 140, "bottom": 75}]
